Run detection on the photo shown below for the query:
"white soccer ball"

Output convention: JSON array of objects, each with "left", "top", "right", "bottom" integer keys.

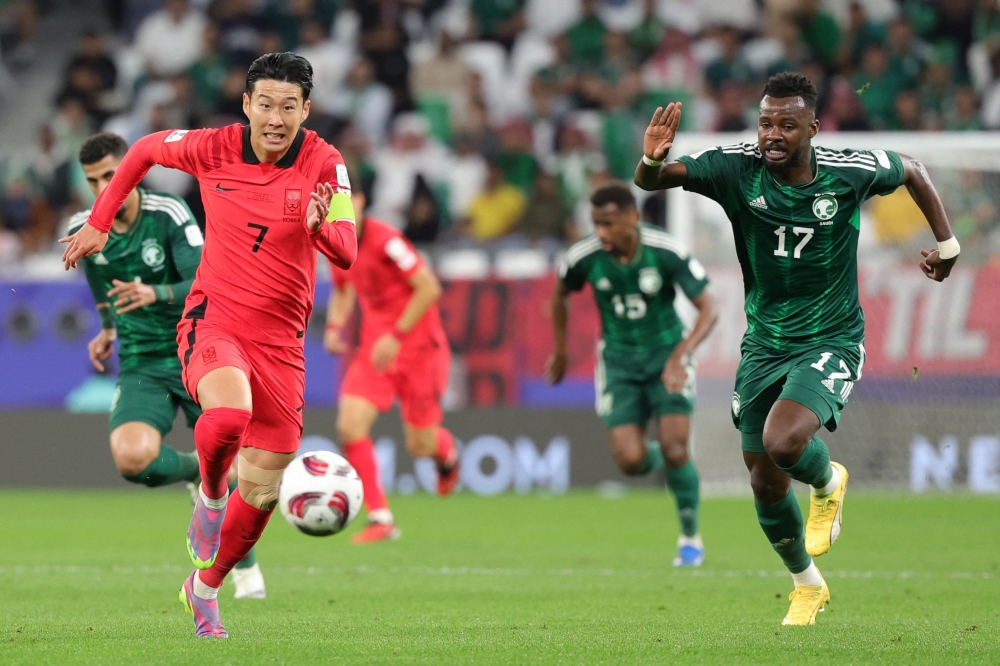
[{"left": 278, "top": 451, "right": 363, "bottom": 537}]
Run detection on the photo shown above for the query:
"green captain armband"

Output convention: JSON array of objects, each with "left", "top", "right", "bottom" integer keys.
[
  {"left": 325, "top": 191, "right": 356, "bottom": 224},
  {"left": 98, "top": 305, "right": 115, "bottom": 330}
]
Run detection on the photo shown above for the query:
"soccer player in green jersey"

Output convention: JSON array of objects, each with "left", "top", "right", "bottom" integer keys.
[
  {"left": 70, "top": 133, "right": 265, "bottom": 599},
  {"left": 547, "top": 183, "right": 719, "bottom": 567},
  {"left": 634, "top": 72, "right": 958, "bottom": 625}
]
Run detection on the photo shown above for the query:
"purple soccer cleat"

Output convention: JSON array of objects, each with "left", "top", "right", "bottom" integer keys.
[
  {"left": 187, "top": 493, "right": 226, "bottom": 570},
  {"left": 179, "top": 571, "right": 228, "bottom": 638}
]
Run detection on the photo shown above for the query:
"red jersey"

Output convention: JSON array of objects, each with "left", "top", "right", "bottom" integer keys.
[
  {"left": 331, "top": 217, "right": 445, "bottom": 350},
  {"left": 86, "top": 124, "right": 357, "bottom": 345}
]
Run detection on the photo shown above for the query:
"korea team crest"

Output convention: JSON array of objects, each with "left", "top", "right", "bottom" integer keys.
[
  {"left": 638, "top": 267, "right": 662, "bottom": 295},
  {"left": 284, "top": 189, "right": 302, "bottom": 216},
  {"left": 812, "top": 195, "right": 838, "bottom": 220}
]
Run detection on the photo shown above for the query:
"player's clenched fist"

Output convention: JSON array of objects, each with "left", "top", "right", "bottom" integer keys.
[
  {"left": 545, "top": 352, "right": 567, "bottom": 385},
  {"left": 919, "top": 248, "right": 956, "bottom": 282},
  {"left": 662, "top": 351, "right": 690, "bottom": 395},
  {"left": 643, "top": 102, "right": 682, "bottom": 162},
  {"left": 88, "top": 326, "right": 117, "bottom": 372},
  {"left": 371, "top": 332, "right": 401, "bottom": 373},
  {"left": 60, "top": 222, "right": 108, "bottom": 270}
]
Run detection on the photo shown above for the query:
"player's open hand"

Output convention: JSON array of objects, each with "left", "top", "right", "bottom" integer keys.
[
  {"left": 305, "top": 182, "right": 334, "bottom": 233},
  {"left": 643, "top": 102, "right": 682, "bottom": 162},
  {"left": 545, "top": 352, "right": 567, "bottom": 385},
  {"left": 60, "top": 222, "right": 108, "bottom": 270},
  {"left": 371, "top": 332, "right": 401, "bottom": 372},
  {"left": 88, "top": 326, "right": 117, "bottom": 372},
  {"left": 108, "top": 279, "right": 156, "bottom": 314},
  {"left": 662, "top": 351, "right": 690, "bottom": 394},
  {"left": 919, "top": 248, "right": 956, "bottom": 282},
  {"left": 324, "top": 326, "right": 349, "bottom": 354}
]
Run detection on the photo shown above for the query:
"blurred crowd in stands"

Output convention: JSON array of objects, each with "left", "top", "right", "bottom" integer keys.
[{"left": 1, "top": 0, "right": 1000, "bottom": 269}]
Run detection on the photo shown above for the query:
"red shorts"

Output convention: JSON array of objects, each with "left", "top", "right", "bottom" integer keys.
[
  {"left": 340, "top": 340, "right": 450, "bottom": 428},
  {"left": 177, "top": 318, "right": 305, "bottom": 454}
]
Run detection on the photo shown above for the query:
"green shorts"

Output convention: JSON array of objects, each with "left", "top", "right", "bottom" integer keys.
[
  {"left": 733, "top": 339, "right": 865, "bottom": 452},
  {"left": 595, "top": 342, "right": 695, "bottom": 429},
  {"left": 110, "top": 360, "right": 201, "bottom": 436}
]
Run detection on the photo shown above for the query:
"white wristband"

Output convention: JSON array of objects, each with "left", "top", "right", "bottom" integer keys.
[
  {"left": 642, "top": 154, "right": 664, "bottom": 167},
  {"left": 937, "top": 236, "right": 960, "bottom": 260}
]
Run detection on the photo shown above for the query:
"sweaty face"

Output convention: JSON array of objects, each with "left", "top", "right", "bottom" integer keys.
[
  {"left": 243, "top": 79, "right": 311, "bottom": 160},
  {"left": 758, "top": 95, "right": 818, "bottom": 178},
  {"left": 82, "top": 154, "right": 128, "bottom": 220},
  {"left": 592, "top": 203, "right": 638, "bottom": 257}
]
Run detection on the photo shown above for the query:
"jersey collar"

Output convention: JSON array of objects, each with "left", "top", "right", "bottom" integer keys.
[
  {"left": 241, "top": 125, "right": 305, "bottom": 168},
  {"left": 767, "top": 147, "right": 819, "bottom": 189}
]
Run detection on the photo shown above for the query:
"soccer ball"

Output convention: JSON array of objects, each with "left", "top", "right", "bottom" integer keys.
[{"left": 278, "top": 451, "right": 364, "bottom": 537}]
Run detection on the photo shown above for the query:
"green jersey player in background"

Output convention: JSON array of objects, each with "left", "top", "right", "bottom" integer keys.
[
  {"left": 547, "top": 183, "right": 718, "bottom": 567},
  {"left": 635, "top": 73, "right": 958, "bottom": 625},
  {"left": 70, "top": 133, "right": 265, "bottom": 599}
]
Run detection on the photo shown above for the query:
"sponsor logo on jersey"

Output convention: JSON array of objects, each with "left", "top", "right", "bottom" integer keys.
[
  {"left": 813, "top": 195, "right": 838, "bottom": 220},
  {"left": 638, "top": 267, "right": 662, "bottom": 295},
  {"left": 164, "top": 130, "right": 189, "bottom": 143},
  {"left": 732, "top": 392, "right": 741, "bottom": 417},
  {"left": 821, "top": 378, "right": 836, "bottom": 394},
  {"left": 215, "top": 183, "right": 238, "bottom": 192},
  {"left": 748, "top": 195, "right": 768, "bottom": 209},
  {"left": 284, "top": 189, "right": 302, "bottom": 216},
  {"left": 94, "top": 253, "right": 108, "bottom": 265},
  {"left": 596, "top": 277, "right": 612, "bottom": 291},
  {"left": 141, "top": 243, "right": 165, "bottom": 267}
]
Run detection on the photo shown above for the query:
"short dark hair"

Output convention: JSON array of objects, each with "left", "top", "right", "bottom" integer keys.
[
  {"left": 762, "top": 72, "right": 818, "bottom": 112},
  {"left": 246, "top": 52, "right": 313, "bottom": 100},
  {"left": 79, "top": 132, "right": 128, "bottom": 165},
  {"left": 590, "top": 182, "right": 636, "bottom": 210}
]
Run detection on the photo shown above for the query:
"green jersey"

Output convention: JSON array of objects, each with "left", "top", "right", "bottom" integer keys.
[
  {"left": 560, "top": 224, "right": 709, "bottom": 350},
  {"left": 678, "top": 142, "right": 905, "bottom": 351},
  {"left": 70, "top": 189, "right": 203, "bottom": 369}
]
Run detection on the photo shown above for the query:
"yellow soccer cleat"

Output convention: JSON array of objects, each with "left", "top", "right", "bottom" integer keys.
[
  {"left": 782, "top": 584, "right": 830, "bottom": 626},
  {"left": 806, "top": 461, "right": 849, "bottom": 557}
]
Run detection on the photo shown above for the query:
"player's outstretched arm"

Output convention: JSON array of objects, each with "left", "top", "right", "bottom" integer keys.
[
  {"left": 634, "top": 102, "right": 690, "bottom": 192},
  {"left": 898, "top": 153, "right": 958, "bottom": 282},
  {"left": 306, "top": 182, "right": 358, "bottom": 269},
  {"left": 663, "top": 290, "right": 718, "bottom": 394},
  {"left": 324, "top": 283, "right": 356, "bottom": 354},
  {"left": 545, "top": 283, "right": 571, "bottom": 385}
]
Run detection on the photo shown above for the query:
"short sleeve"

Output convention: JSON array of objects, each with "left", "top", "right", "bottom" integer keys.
[
  {"left": 558, "top": 253, "right": 590, "bottom": 292},
  {"left": 677, "top": 144, "right": 754, "bottom": 203},
  {"left": 662, "top": 251, "right": 709, "bottom": 301},
  {"left": 152, "top": 128, "right": 217, "bottom": 177},
  {"left": 382, "top": 234, "right": 424, "bottom": 280},
  {"left": 857, "top": 149, "right": 905, "bottom": 202}
]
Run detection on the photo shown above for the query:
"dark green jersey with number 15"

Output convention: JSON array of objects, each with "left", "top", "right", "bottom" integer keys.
[
  {"left": 560, "top": 224, "right": 709, "bottom": 350},
  {"left": 69, "top": 189, "right": 203, "bottom": 369},
  {"left": 678, "top": 143, "right": 905, "bottom": 351}
]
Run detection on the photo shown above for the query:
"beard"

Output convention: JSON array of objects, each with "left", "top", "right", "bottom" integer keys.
[{"left": 763, "top": 145, "right": 808, "bottom": 179}]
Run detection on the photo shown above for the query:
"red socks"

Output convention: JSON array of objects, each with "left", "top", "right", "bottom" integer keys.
[
  {"left": 343, "top": 437, "right": 388, "bottom": 512},
  {"left": 195, "top": 407, "right": 251, "bottom": 499},
  {"left": 199, "top": 490, "right": 272, "bottom": 588},
  {"left": 435, "top": 428, "right": 456, "bottom": 466}
]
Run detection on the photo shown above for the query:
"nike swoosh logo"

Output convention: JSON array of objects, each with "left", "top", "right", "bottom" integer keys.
[{"left": 215, "top": 183, "right": 238, "bottom": 192}]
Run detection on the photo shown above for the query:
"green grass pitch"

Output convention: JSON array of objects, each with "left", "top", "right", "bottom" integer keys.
[{"left": 2, "top": 490, "right": 998, "bottom": 664}]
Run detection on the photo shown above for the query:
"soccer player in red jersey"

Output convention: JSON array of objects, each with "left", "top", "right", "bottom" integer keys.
[
  {"left": 324, "top": 179, "right": 458, "bottom": 543},
  {"left": 61, "top": 53, "right": 357, "bottom": 638}
]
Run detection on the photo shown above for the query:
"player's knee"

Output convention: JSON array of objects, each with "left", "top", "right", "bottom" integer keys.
[
  {"left": 661, "top": 438, "right": 689, "bottom": 469},
  {"left": 611, "top": 448, "right": 647, "bottom": 476},
  {"left": 336, "top": 418, "right": 367, "bottom": 445},
  {"left": 238, "top": 451, "right": 283, "bottom": 512},
  {"left": 761, "top": 427, "right": 810, "bottom": 469},
  {"left": 199, "top": 407, "right": 252, "bottom": 449},
  {"left": 748, "top": 465, "right": 789, "bottom": 506},
  {"left": 110, "top": 429, "right": 158, "bottom": 477},
  {"left": 404, "top": 432, "right": 436, "bottom": 458}
]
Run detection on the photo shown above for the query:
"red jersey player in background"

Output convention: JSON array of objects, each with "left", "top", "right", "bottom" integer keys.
[
  {"left": 324, "top": 174, "right": 458, "bottom": 543},
  {"left": 61, "top": 53, "right": 357, "bottom": 638}
]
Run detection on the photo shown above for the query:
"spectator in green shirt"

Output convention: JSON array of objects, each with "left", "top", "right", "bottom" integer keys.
[
  {"left": 852, "top": 43, "right": 907, "bottom": 129},
  {"left": 471, "top": 0, "right": 525, "bottom": 51},
  {"left": 796, "top": 0, "right": 841, "bottom": 68},
  {"left": 630, "top": 0, "right": 665, "bottom": 62},
  {"left": 566, "top": 0, "right": 606, "bottom": 69},
  {"left": 946, "top": 86, "right": 985, "bottom": 130},
  {"left": 704, "top": 27, "right": 752, "bottom": 93}
]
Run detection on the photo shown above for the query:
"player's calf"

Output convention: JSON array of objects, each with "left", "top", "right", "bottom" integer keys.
[{"left": 194, "top": 407, "right": 251, "bottom": 499}]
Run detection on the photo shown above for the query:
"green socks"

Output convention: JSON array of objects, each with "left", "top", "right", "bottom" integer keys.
[
  {"left": 228, "top": 476, "right": 258, "bottom": 571},
  {"left": 755, "top": 490, "right": 812, "bottom": 574},
  {"left": 633, "top": 441, "right": 664, "bottom": 475},
  {"left": 123, "top": 446, "right": 200, "bottom": 487},
  {"left": 665, "top": 460, "right": 700, "bottom": 537},
  {"left": 777, "top": 436, "right": 833, "bottom": 488}
]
